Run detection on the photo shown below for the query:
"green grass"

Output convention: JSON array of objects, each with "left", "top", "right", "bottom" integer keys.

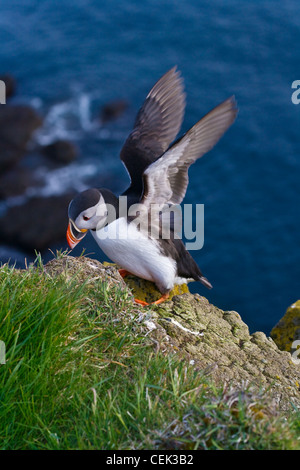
[{"left": 0, "top": 258, "right": 299, "bottom": 450}]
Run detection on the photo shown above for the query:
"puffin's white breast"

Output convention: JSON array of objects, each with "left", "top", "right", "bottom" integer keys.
[{"left": 91, "top": 217, "right": 176, "bottom": 291}]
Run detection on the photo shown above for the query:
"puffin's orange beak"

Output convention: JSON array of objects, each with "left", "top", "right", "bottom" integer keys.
[{"left": 66, "top": 221, "right": 87, "bottom": 249}]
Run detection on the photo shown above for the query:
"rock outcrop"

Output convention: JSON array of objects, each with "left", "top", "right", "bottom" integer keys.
[
  {"left": 0, "top": 105, "right": 42, "bottom": 172},
  {"left": 44, "top": 255, "right": 125, "bottom": 289},
  {"left": 0, "top": 74, "right": 16, "bottom": 99},
  {"left": 271, "top": 300, "right": 300, "bottom": 353},
  {"left": 100, "top": 99, "right": 128, "bottom": 123},
  {"left": 44, "top": 255, "right": 300, "bottom": 412},
  {"left": 41, "top": 139, "right": 78, "bottom": 164},
  {"left": 153, "top": 295, "right": 300, "bottom": 412},
  {"left": 0, "top": 193, "right": 75, "bottom": 251},
  {"left": 0, "top": 77, "right": 131, "bottom": 258}
]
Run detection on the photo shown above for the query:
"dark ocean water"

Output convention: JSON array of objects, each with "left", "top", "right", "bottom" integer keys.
[{"left": 0, "top": 0, "right": 300, "bottom": 333}]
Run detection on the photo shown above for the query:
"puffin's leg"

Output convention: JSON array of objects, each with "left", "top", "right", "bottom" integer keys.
[
  {"left": 152, "top": 293, "right": 170, "bottom": 305},
  {"left": 119, "top": 269, "right": 169, "bottom": 306},
  {"left": 118, "top": 269, "right": 149, "bottom": 305},
  {"left": 134, "top": 298, "right": 151, "bottom": 306},
  {"left": 118, "top": 269, "right": 132, "bottom": 278},
  {"left": 135, "top": 292, "right": 170, "bottom": 307}
]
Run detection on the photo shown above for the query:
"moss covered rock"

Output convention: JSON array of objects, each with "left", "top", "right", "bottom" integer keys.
[
  {"left": 44, "top": 255, "right": 125, "bottom": 289},
  {"left": 45, "top": 255, "right": 300, "bottom": 412},
  {"left": 103, "top": 261, "right": 189, "bottom": 303},
  {"left": 270, "top": 300, "right": 300, "bottom": 352},
  {"left": 148, "top": 294, "right": 300, "bottom": 411}
]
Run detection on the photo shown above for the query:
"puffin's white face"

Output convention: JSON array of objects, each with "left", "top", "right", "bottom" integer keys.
[{"left": 73, "top": 194, "right": 108, "bottom": 232}]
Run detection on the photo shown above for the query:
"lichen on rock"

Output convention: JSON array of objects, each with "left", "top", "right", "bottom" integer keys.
[
  {"left": 44, "top": 255, "right": 125, "bottom": 290},
  {"left": 44, "top": 255, "right": 300, "bottom": 412},
  {"left": 102, "top": 261, "right": 189, "bottom": 304},
  {"left": 271, "top": 300, "right": 300, "bottom": 353},
  {"left": 148, "top": 293, "right": 300, "bottom": 411}
]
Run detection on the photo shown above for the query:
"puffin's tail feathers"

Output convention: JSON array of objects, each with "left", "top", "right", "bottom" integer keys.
[{"left": 199, "top": 276, "right": 213, "bottom": 289}]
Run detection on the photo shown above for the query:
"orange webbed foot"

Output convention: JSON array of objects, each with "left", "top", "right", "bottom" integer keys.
[
  {"left": 118, "top": 269, "right": 170, "bottom": 307},
  {"left": 152, "top": 293, "right": 170, "bottom": 305},
  {"left": 134, "top": 292, "right": 170, "bottom": 307},
  {"left": 118, "top": 269, "right": 133, "bottom": 278},
  {"left": 134, "top": 298, "right": 150, "bottom": 306}
]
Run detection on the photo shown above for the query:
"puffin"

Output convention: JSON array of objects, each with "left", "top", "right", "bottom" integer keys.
[{"left": 67, "top": 67, "right": 238, "bottom": 305}]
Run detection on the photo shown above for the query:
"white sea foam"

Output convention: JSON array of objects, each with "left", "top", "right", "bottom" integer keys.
[
  {"left": 27, "top": 163, "right": 98, "bottom": 197},
  {"left": 0, "top": 162, "right": 98, "bottom": 219},
  {"left": 0, "top": 88, "right": 128, "bottom": 217},
  {"left": 34, "top": 91, "right": 102, "bottom": 145}
]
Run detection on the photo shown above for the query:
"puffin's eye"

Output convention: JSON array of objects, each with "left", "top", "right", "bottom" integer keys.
[{"left": 83, "top": 215, "right": 90, "bottom": 221}]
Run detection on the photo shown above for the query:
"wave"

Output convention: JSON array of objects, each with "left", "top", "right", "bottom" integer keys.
[
  {"left": 30, "top": 85, "right": 128, "bottom": 145},
  {"left": 0, "top": 162, "right": 98, "bottom": 216},
  {"left": 33, "top": 91, "right": 101, "bottom": 145}
]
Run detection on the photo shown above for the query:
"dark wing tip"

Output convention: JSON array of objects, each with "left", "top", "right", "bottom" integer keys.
[
  {"left": 224, "top": 95, "right": 239, "bottom": 122},
  {"left": 120, "top": 67, "right": 187, "bottom": 190},
  {"left": 148, "top": 65, "right": 185, "bottom": 96},
  {"left": 147, "top": 66, "right": 186, "bottom": 113},
  {"left": 199, "top": 276, "right": 213, "bottom": 289}
]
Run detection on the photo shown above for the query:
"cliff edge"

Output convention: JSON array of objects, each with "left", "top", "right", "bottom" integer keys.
[{"left": 44, "top": 255, "right": 300, "bottom": 412}]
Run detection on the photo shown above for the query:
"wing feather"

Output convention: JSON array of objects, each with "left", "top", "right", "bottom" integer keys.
[
  {"left": 141, "top": 96, "right": 238, "bottom": 208},
  {"left": 120, "top": 67, "right": 186, "bottom": 196}
]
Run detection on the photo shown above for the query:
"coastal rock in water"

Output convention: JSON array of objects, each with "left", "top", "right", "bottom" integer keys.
[
  {"left": 0, "top": 105, "right": 43, "bottom": 173},
  {"left": 0, "top": 74, "right": 16, "bottom": 99},
  {"left": 0, "top": 193, "right": 74, "bottom": 251},
  {"left": 100, "top": 99, "right": 128, "bottom": 123},
  {"left": 0, "top": 167, "right": 40, "bottom": 199},
  {"left": 42, "top": 140, "right": 78, "bottom": 164},
  {"left": 45, "top": 256, "right": 300, "bottom": 412},
  {"left": 270, "top": 300, "right": 300, "bottom": 353},
  {"left": 0, "top": 244, "right": 29, "bottom": 268}
]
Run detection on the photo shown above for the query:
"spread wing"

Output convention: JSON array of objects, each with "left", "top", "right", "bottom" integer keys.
[
  {"left": 140, "top": 96, "right": 238, "bottom": 208},
  {"left": 120, "top": 66, "right": 186, "bottom": 197}
]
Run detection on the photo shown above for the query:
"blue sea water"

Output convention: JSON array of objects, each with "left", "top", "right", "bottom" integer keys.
[{"left": 0, "top": 0, "right": 300, "bottom": 333}]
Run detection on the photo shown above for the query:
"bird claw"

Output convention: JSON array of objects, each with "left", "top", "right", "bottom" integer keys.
[
  {"left": 134, "top": 298, "right": 150, "bottom": 306},
  {"left": 118, "top": 269, "right": 132, "bottom": 278},
  {"left": 119, "top": 269, "right": 169, "bottom": 306},
  {"left": 134, "top": 293, "right": 169, "bottom": 307}
]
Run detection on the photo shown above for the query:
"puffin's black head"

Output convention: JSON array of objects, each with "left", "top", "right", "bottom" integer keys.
[{"left": 67, "top": 188, "right": 104, "bottom": 249}]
